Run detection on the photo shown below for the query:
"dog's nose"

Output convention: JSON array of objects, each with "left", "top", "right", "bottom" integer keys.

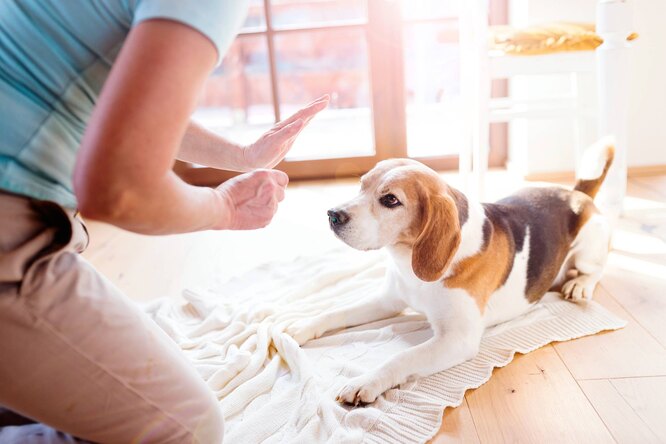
[{"left": 327, "top": 209, "right": 350, "bottom": 227}]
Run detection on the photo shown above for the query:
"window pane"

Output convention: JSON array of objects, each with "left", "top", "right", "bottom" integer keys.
[
  {"left": 399, "top": 0, "right": 458, "bottom": 21},
  {"left": 275, "top": 29, "right": 374, "bottom": 160},
  {"left": 193, "top": 35, "right": 274, "bottom": 146},
  {"left": 404, "top": 22, "right": 462, "bottom": 158},
  {"left": 270, "top": 0, "right": 366, "bottom": 28},
  {"left": 243, "top": 0, "right": 267, "bottom": 30}
]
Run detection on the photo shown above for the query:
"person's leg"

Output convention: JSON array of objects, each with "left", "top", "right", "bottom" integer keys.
[{"left": 0, "top": 194, "right": 223, "bottom": 443}]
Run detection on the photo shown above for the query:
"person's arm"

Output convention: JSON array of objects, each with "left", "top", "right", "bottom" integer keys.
[
  {"left": 179, "top": 121, "right": 245, "bottom": 171},
  {"left": 73, "top": 19, "right": 286, "bottom": 235},
  {"left": 179, "top": 95, "right": 329, "bottom": 172}
]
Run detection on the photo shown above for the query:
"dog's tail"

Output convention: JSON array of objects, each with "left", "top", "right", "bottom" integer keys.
[{"left": 574, "top": 138, "right": 615, "bottom": 199}]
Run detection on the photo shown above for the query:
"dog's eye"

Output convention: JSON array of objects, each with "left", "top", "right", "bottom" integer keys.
[{"left": 379, "top": 194, "right": 401, "bottom": 208}]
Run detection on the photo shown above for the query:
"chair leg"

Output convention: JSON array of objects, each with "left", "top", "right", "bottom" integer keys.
[{"left": 595, "top": 0, "right": 633, "bottom": 219}]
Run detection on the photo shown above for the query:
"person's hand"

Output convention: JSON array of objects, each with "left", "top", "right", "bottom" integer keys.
[
  {"left": 241, "top": 95, "right": 330, "bottom": 170},
  {"left": 213, "top": 169, "right": 289, "bottom": 230}
]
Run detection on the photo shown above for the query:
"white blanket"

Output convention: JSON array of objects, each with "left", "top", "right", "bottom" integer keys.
[{"left": 145, "top": 249, "right": 626, "bottom": 444}]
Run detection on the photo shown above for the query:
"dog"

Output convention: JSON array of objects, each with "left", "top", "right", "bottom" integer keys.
[{"left": 288, "top": 142, "right": 614, "bottom": 406}]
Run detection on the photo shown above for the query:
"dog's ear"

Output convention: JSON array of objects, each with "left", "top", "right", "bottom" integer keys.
[{"left": 412, "top": 193, "right": 461, "bottom": 282}]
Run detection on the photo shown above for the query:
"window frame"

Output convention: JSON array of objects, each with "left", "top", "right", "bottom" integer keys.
[{"left": 178, "top": 0, "right": 506, "bottom": 186}]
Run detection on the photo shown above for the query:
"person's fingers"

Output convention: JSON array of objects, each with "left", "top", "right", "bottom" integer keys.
[
  {"left": 271, "top": 119, "right": 304, "bottom": 144},
  {"left": 272, "top": 169, "right": 289, "bottom": 187},
  {"left": 275, "top": 103, "right": 324, "bottom": 145},
  {"left": 274, "top": 95, "right": 329, "bottom": 130},
  {"left": 305, "top": 94, "right": 330, "bottom": 107},
  {"left": 258, "top": 122, "right": 302, "bottom": 167},
  {"left": 255, "top": 182, "right": 274, "bottom": 205},
  {"left": 272, "top": 113, "right": 319, "bottom": 158},
  {"left": 297, "top": 97, "right": 329, "bottom": 120},
  {"left": 261, "top": 100, "right": 327, "bottom": 166},
  {"left": 219, "top": 169, "right": 292, "bottom": 230},
  {"left": 255, "top": 198, "right": 278, "bottom": 217},
  {"left": 297, "top": 95, "right": 330, "bottom": 114},
  {"left": 276, "top": 186, "right": 286, "bottom": 202}
]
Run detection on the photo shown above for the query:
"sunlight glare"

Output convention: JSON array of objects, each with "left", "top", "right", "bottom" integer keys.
[
  {"left": 608, "top": 253, "right": 666, "bottom": 280},
  {"left": 612, "top": 229, "right": 666, "bottom": 255},
  {"left": 622, "top": 196, "right": 666, "bottom": 212}
]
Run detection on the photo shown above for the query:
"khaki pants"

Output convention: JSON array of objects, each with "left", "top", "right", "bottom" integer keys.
[{"left": 0, "top": 192, "right": 224, "bottom": 443}]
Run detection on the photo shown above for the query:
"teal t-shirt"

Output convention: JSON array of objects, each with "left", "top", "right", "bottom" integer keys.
[{"left": 0, "top": 0, "right": 247, "bottom": 208}]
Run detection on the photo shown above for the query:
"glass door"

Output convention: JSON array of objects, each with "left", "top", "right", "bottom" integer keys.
[{"left": 182, "top": 0, "right": 507, "bottom": 185}]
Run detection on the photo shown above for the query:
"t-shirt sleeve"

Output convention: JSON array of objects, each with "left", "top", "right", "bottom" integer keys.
[{"left": 133, "top": 0, "right": 249, "bottom": 64}]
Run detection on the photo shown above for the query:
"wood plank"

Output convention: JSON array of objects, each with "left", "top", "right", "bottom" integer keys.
[
  {"left": 608, "top": 376, "right": 666, "bottom": 442},
  {"left": 429, "top": 399, "right": 480, "bottom": 444},
  {"left": 466, "top": 345, "right": 614, "bottom": 443},
  {"left": 600, "top": 261, "right": 666, "bottom": 348},
  {"left": 579, "top": 378, "right": 663, "bottom": 444},
  {"left": 599, "top": 178, "right": 666, "bottom": 347},
  {"left": 554, "top": 286, "right": 666, "bottom": 379}
]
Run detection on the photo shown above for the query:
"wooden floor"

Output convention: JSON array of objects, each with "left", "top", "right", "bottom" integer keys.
[{"left": 82, "top": 172, "right": 666, "bottom": 444}]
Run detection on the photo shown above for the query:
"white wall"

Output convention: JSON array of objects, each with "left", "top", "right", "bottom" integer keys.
[{"left": 508, "top": 0, "right": 666, "bottom": 175}]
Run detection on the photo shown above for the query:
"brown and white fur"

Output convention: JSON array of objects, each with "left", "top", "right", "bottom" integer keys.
[{"left": 288, "top": 143, "right": 614, "bottom": 406}]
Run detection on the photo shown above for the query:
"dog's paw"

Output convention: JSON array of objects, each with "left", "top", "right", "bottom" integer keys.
[
  {"left": 562, "top": 276, "right": 596, "bottom": 302},
  {"left": 285, "top": 319, "right": 322, "bottom": 345},
  {"left": 336, "top": 374, "right": 387, "bottom": 406}
]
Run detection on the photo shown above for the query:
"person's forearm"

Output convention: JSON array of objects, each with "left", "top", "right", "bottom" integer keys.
[
  {"left": 79, "top": 171, "right": 228, "bottom": 235},
  {"left": 178, "top": 121, "right": 247, "bottom": 172}
]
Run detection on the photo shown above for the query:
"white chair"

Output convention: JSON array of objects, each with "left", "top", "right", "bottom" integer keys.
[{"left": 459, "top": 0, "right": 632, "bottom": 219}]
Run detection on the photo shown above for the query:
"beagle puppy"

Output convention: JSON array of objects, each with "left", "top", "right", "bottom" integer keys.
[{"left": 288, "top": 143, "right": 614, "bottom": 406}]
